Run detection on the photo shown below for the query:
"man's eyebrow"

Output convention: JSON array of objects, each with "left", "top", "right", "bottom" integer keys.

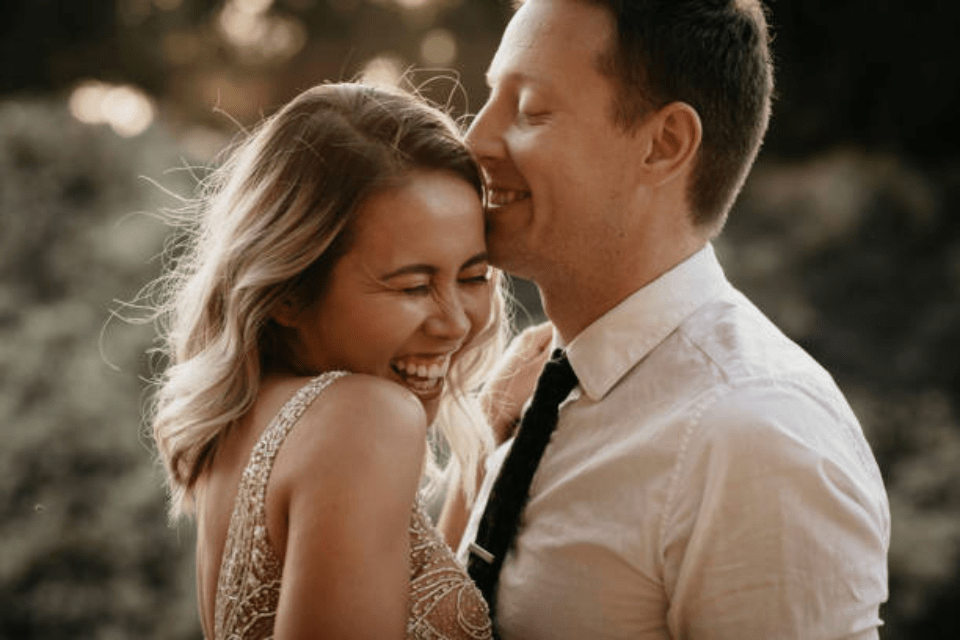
[{"left": 485, "top": 67, "right": 551, "bottom": 93}]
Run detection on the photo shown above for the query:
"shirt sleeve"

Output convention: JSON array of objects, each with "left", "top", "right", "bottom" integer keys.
[{"left": 661, "top": 378, "right": 890, "bottom": 639}]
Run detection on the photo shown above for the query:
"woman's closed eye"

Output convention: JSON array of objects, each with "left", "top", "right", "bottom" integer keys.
[
  {"left": 383, "top": 272, "right": 432, "bottom": 296},
  {"left": 400, "top": 282, "right": 433, "bottom": 296},
  {"left": 387, "top": 261, "right": 489, "bottom": 295},
  {"left": 458, "top": 265, "right": 491, "bottom": 286}
]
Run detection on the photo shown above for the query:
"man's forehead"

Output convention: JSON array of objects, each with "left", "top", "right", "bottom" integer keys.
[{"left": 486, "top": 0, "right": 611, "bottom": 83}]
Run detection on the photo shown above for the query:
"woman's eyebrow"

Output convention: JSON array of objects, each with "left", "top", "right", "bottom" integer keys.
[
  {"left": 381, "top": 264, "right": 436, "bottom": 281},
  {"left": 380, "top": 252, "right": 488, "bottom": 281},
  {"left": 460, "top": 252, "right": 489, "bottom": 271}
]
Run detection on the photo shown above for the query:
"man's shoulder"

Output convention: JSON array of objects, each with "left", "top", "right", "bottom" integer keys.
[
  {"left": 678, "top": 286, "right": 834, "bottom": 391},
  {"left": 674, "top": 290, "right": 881, "bottom": 476},
  {"left": 592, "top": 283, "right": 844, "bottom": 425}
]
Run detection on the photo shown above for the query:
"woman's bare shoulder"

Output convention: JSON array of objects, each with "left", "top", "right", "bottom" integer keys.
[
  {"left": 313, "top": 373, "right": 427, "bottom": 443},
  {"left": 272, "top": 374, "right": 424, "bottom": 638},
  {"left": 274, "top": 373, "right": 427, "bottom": 493}
]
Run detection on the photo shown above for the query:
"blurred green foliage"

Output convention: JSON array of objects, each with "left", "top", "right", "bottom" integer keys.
[
  {"left": 1, "top": 1, "right": 959, "bottom": 638},
  {"left": 0, "top": 102, "right": 199, "bottom": 639}
]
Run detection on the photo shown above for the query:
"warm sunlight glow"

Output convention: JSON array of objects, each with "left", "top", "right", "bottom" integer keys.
[
  {"left": 102, "top": 85, "right": 155, "bottom": 137},
  {"left": 262, "top": 17, "right": 307, "bottom": 59},
  {"left": 152, "top": 0, "right": 183, "bottom": 10},
  {"left": 327, "top": 0, "right": 359, "bottom": 13},
  {"left": 420, "top": 28, "right": 457, "bottom": 66},
  {"left": 161, "top": 30, "right": 200, "bottom": 65},
  {"left": 360, "top": 55, "right": 405, "bottom": 87},
  {"left": 394, "top": 0, "right": 434, "bottom": 8},
  {"left": 218, "top": 0, "right": 306, "bottom": 63},
  {"left": 235, "top": 0, "right": 274, "bottom": 14},
  {"left": 68, "top": 81, "right": 155, "bottom": 137},
  {"left": 68, "top": 81, "right": 110, "bottom": 125},
  {"left": 218, "top": 5, "right": 266, "bottom": 48}
]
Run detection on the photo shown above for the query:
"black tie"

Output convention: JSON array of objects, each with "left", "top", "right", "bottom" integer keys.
[{"left": 467, "top": 348, "right": 579, "bottom": 627}]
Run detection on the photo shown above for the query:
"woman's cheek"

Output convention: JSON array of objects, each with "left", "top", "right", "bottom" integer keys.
[{"left": 465, "top": 286, "right": 494, "bottom": 341}]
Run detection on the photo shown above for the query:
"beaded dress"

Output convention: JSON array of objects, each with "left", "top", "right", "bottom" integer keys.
[{"left": 213, "top": 371, "right": 492, "bottom": 640}]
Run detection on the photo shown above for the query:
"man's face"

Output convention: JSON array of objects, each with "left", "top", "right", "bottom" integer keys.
[{"left": 466, "top": 0, "right": 642, "bottom": 284}]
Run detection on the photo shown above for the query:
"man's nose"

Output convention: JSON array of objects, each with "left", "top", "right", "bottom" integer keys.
[{"left": 465, "top": 99, "right": 503, "bottom": 162}]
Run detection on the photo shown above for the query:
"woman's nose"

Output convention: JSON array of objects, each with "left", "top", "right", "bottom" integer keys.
[{"left": 424, "top": 292, "right": 471, "bottom": 341}]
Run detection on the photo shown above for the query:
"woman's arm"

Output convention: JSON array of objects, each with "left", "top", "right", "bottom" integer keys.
[
  {"left": 272, "top": 375, "right": 428, "bottom": 639},
  {"left": 437, "top": 322, "right": 553, "bottom": 547}
]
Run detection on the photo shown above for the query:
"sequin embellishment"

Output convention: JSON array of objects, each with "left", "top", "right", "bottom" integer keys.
[{"left": 213, "top": 372, "right": 492, "bottom": 640}]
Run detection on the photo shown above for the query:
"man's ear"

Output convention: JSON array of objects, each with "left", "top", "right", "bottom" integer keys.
[
  {"left": 637, "top": 101, "right": 702, "bottom": 187},
  {"left": 271, "top": 298, "right": 301, "bottom": 328}
]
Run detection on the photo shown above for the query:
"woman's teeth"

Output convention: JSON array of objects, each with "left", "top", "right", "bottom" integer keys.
[{"left": 390, "top": 356, "right": 450, "bottom": 394}]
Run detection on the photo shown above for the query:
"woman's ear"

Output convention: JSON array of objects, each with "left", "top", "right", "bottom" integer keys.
[
  {"left": 271, "top": 298, "right": 301, "bottom": 328},
  {"left": 637, "top": 101, "right": 702, "bottom": 187}
]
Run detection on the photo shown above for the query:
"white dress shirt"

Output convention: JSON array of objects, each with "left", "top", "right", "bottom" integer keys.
[{"left": 458, "top": 244, "right": 890, "bottom": 639}]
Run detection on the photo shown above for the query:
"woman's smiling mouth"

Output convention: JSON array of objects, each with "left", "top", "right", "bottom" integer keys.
[{"left": 389, "top": 354, "right": 452, "bottom": 396}]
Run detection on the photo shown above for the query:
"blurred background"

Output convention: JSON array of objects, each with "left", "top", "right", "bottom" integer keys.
[{"left": 0, "top": 0, "right": 958, "bottom": 637}]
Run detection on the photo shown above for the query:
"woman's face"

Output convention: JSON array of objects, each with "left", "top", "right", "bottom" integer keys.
[{"left": 289, "top": 169, "right": 493, "bottom": 422}]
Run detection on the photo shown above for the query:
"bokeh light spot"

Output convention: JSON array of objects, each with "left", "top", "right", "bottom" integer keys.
[
  {"left": 420, "top": 28, "right": 457, "bottom": 66},
  {"left": 102, "top": 86, "right": 155, "bottom": 137},
  {"left": 68, "top": 81, "right": 110, "bottom": 125},
  {"left": 68, "top": 81, "right": 155, "bottom": 137},
  {"left": 218, "top": 0, "right": 306, "bottom": 63},
  {"left": 360, "top": 55, "right": 405, "bottom": 88},
  {"left": 264, "top": 17, "right": 308, "bottom": 59},
  {"left": 235, "top": 0, "right": 274, "bottom": 14}
]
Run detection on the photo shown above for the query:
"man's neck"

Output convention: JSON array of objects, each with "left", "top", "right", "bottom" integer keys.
[{"left": 537, "top": 238, "right": 707, "bottom": 343}]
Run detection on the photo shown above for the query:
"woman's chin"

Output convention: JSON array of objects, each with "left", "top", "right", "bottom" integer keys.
[
  {"left": 386, "top": 368, "right": 445, "bottom": 424},
  {"left": 416, "top": 389, "right": 443, "bottom": 425}
]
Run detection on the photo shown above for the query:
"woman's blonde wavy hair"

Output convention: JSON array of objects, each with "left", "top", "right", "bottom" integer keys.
[{"left": 150, "top": 82, "right": 508, "bottom": 519}]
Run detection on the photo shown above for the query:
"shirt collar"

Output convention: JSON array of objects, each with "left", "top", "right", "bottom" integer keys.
[{"left": 565, "top": 243, "right": 728, "bottom": 401}]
